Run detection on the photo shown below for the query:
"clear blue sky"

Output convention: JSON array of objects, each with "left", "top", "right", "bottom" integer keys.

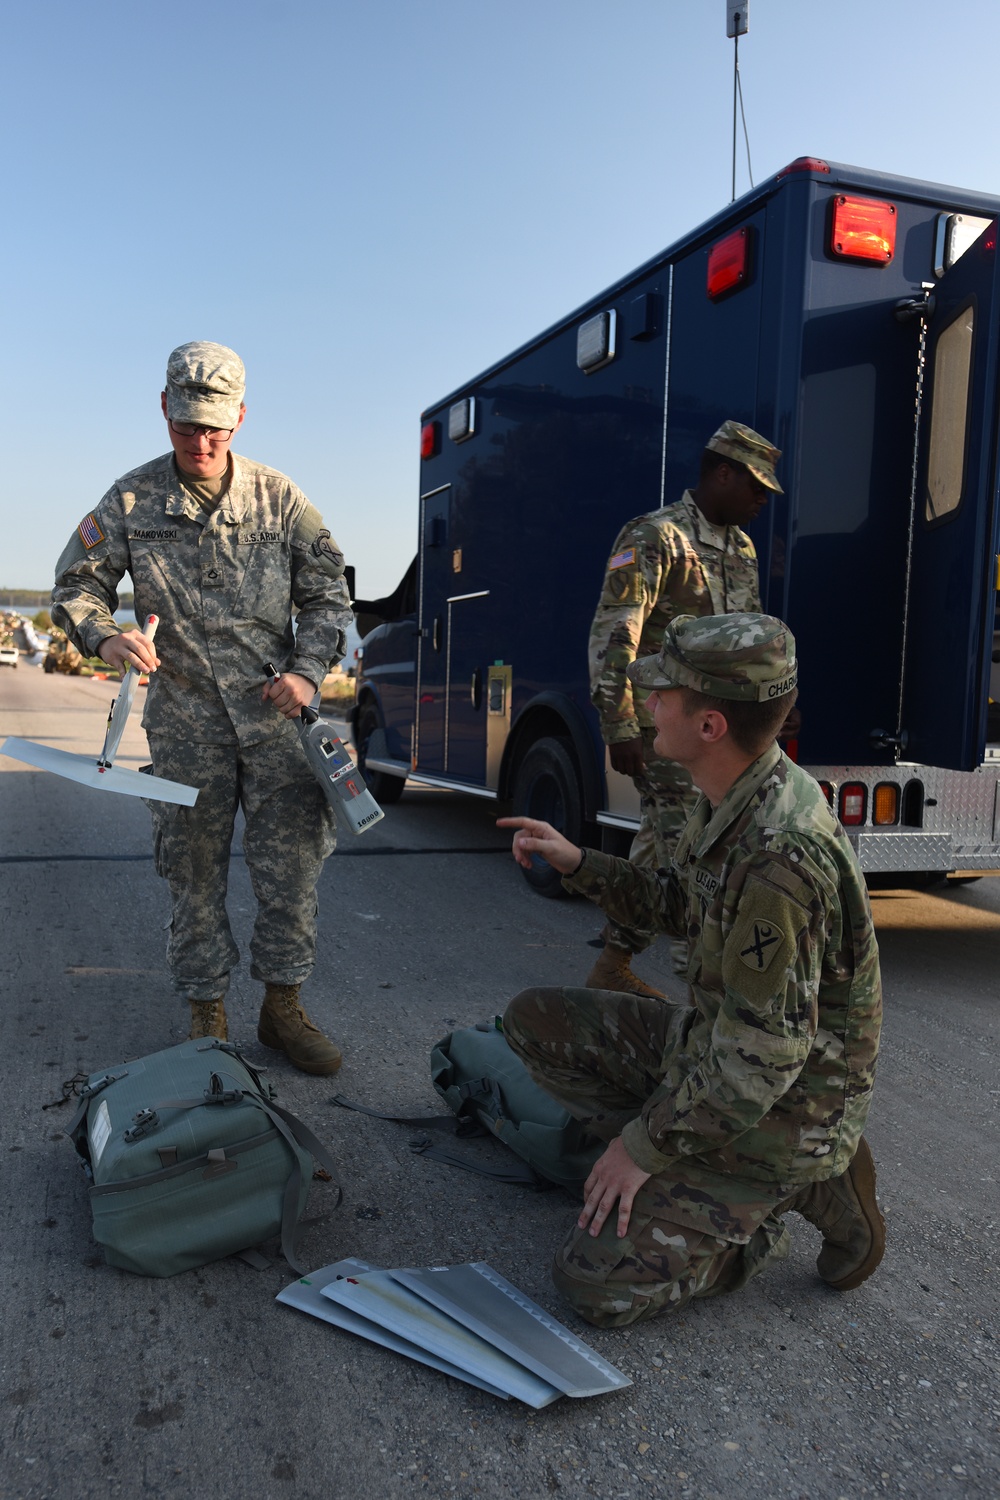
[{"left": 3, "top": 0, "right": 999, "bottom": 597}]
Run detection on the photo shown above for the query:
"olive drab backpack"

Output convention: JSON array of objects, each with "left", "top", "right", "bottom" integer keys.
[
  {"left": 67, "top": 1036, "right": 341, "bottom": 1277},
  {"left": 334, "top": 1019, "right": 602, "bottom": 1192}
]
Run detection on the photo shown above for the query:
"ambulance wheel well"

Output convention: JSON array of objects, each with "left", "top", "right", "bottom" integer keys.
[
  {"left": 354, "top": 692, "right": 406, "bottom": 805},
  {"left": 500, "top": 696, "right": 603, "bottom": 821}
]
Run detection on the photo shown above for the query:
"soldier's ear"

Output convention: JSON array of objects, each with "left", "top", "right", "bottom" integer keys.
[{"left": 699, "top": 708, "right": 730, "bottom": 745}]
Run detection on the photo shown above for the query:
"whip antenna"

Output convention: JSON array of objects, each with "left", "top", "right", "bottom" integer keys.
[{"left": 727, "top": 3, "right": 753, "bottom": 201}]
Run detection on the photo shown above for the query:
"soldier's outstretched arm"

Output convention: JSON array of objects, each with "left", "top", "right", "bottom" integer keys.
[{"left": 497, "top": 816, "right": 582, "bottom": 874}]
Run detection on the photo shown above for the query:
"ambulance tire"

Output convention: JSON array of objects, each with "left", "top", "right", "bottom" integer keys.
[
  {"left": 356, "top": 702, "right": 405, "bottom": 805},
  {"left": 511, "top": 736, "right": 584, "bottom": 898}
]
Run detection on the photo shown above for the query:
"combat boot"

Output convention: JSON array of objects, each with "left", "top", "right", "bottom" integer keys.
[
  {"left": 783, "top": 1137, "right": 885, "bottom": 1291},
  {"left": 257, "top": 983, "right": 342, "bottom": 1076},
  {"left": 188, "top": 998, "right": 228, "bottom": 1041},
  {"left": 585, "top": 945, "right": 666, "bottom": 1001}
]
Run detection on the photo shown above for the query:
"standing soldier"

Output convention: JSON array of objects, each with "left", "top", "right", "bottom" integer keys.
[
  {"left": 587, "top": 421, "right": 781, "bottom": 996},
  {"left": 52, "top": 342, "right": 352, "bottom": 1073}
]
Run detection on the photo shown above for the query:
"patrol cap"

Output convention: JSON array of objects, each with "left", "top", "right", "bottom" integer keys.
[
  {"left": 706, "top": 419, "right": 783, "bottom": 493},
  {"left": 628, "top": 612, "right": 798, "bottom": 702},
  {"left": 165, "top": 341, "right": 245, "bottom": 428}
]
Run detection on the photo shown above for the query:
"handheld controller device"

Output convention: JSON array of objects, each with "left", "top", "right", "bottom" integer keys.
[{"left": 264, "top": 665, "right": 384, "bottom": 836}]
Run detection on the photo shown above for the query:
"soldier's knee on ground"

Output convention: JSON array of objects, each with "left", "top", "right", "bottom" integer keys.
[
  {"left": 550, "top": 1204, "right": 742, "bottom": 1329},
  {"left": 552, "top": 1228, "right": 703, "bottom": 1329}
]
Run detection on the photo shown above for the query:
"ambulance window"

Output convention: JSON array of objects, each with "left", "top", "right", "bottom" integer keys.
[{"left": 925, "top": 303, "right": 974, "bottom": 523}]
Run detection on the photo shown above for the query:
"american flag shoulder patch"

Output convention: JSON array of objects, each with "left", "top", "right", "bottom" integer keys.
[
  {"left": 78, "top": 513, "right": 105, "bottom": 549},
  {"left": 609, "top": 547, "right": 636, "bottom": 570}
]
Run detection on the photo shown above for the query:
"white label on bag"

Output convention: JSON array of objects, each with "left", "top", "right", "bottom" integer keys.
[{"left": 91, "top": 1100, "right": 112, "bottom": 1163}]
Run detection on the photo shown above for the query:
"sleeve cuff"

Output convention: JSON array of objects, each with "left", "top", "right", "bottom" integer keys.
[
  {"left": 621, "top": 1116, "right": 677, "bottom": 1176},
  {"left": 602, "top": 721, "right": 641, "bottom": 745},
  {"left": 291, "top": 655, "right": 327, "bottom": 692},
  {"left": 561, "top": 846, "right": 618, "bottom": 896}
]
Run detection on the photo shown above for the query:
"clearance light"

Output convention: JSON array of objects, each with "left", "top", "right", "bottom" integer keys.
[
  {"left": 778, "top": 157, "right": 831, "bottom": 177},
  {"left": 873, "top": 783, "right": 900, "bottom": 826},
  {"left": 830, "top": 195, "right": 896, "bottom": 263},
  {"left": 818, "top": 781, "right": 834, "bottom": 807},
  {"left": 933, "top": 212, "right": 994, "bottom": 277},
  {"left": 707, "top": 227, "right": 751, "bottom": 300},
  {"left": 448, "top": 397, "right": 476, "bottom": 443},
  {"left": 420, "top": 421, "right": 440, "bottom": 460},
  {"left": 577, "top": 310, "right": 617, "bottom": 373},
  {"left": 839, "top": 783, "right": 867, "bottom": 827}
]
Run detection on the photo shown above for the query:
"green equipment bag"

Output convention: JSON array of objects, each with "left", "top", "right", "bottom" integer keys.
[
  {"left": 428, "top": 1020, "right": 602, "bottom": 1192},
  {"left": 66, "top": 1037, "right": 340, "bottom": 1277}
]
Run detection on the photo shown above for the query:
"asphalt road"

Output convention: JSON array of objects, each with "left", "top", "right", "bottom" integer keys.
[{"left": 0, "top": 667, "right": 998, "bottom": 1500}]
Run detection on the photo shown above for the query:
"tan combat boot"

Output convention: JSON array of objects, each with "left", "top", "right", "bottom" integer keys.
[
  {"left": 783, "top": 1137, "right": 885, "bottom": 1290},
  {"left": 188, "top": 998, "right": 228, "bottom": 1041},
  {"left": 257, "top": 983, "right": 342, "bottom": 1076},
  {"left": 585, "top": 945, "right": 666, "bottom": 1001}
]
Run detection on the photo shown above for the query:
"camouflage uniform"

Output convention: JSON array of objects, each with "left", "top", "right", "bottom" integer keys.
[
  {"left": 52, "top": 447, "right": 351, "bottom": 1001},
  {"left": 589, "top": 491, "right": 761, "bottom": 965},
  {"left": 506, "top": 614, "right": 882, "bottom": 1327}
]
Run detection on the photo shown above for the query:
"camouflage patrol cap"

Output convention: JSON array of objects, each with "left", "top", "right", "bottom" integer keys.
[
  {"left": 165, "top": 342, "right": 245, "bottom": 428},
  {"left": 628, "top": 612, "right": 798, "bottom": 702},
  {"left": 706, "top": 420, "right": 783, "bottom": 493}
]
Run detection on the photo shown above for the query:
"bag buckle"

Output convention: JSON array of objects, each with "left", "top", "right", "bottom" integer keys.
[
  {"left": 123, "top": 1107, "right": 159, "bottom": 1143},
  {"left": 202, "top": 1148, "right": 238, "bottom": 1180},
  {"left": 203, "top": 1072, "right": 245, "bottom": 1105}
]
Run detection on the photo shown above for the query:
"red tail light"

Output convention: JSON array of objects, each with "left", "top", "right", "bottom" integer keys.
[
  {"left": 420, "top": 421, "right": 440, "bottom": 460},
  {"left": 839, "top": 783, "right": 868, "bottom": 826},
  {"left": 778, "top": 156, "right": 831, "bottom": 177},
  {"left": 830, "top": 195, "right": 896, "bottom": 263},
  {"left": 707, "top": 227, "right": 752, "bottom": 300}
]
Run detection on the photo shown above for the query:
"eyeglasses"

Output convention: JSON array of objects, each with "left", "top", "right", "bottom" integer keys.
[{"left": 168, "top": 418, "right": 234, "bottom": 440}]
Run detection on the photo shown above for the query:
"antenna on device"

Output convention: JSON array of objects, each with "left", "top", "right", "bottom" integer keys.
[{"left": 727, "top": 3, "right": 753, "bottom": 201}]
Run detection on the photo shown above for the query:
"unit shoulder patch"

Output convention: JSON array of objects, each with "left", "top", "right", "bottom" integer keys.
[
  {"left": 723, "top": 874, "right": 808, "bottom": 1011},
  {"left": 78, "top": 513, "right": 105, "bottom": 550},
  {"left": 311, "top": 528, "right": 343, "bottom": 567}
]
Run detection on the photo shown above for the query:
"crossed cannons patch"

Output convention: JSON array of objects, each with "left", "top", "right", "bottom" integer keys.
[{"left": 722, "top": 874, "right": 807, "bottom": 1009}]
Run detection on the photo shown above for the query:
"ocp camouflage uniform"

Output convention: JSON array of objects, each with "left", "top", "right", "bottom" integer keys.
[
  {"left": 588, "top": 493, "right": 760, "bottom": 964},
  {"left": 505, "top": 743, "right": 882, "bottom": 1327},
  {"left": 52, "top": 451, "right": 352, "bottom": 1000}
]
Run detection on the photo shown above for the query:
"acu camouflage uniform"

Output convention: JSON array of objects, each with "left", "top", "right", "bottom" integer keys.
[
  {"left": 506, "top": 615, "right": 881, "bottom": 1327},
  {"left": 52, "top": 450, "right": 352, "bottom": 1001},
  {"left": 588, "top": 493, "right": 760, "bottom": 965}
]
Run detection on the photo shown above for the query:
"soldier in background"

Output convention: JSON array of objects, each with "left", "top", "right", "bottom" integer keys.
[
  {"left": 586, "top": 421, "right": 781, "bottom": 996},
  {"left": 500, "top": 613, "right": 884, "bottom": 1327},
  {"left": 52, "top": 342, "right": 352, "bottom": 1073}
]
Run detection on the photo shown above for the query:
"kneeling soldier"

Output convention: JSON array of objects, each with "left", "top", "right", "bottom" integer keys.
[{"left": 499, "top": 613, "right": 884, "bottom": 1327}]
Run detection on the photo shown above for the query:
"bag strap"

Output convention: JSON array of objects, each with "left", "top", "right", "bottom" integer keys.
[
  {"left": 408, "top": 1134, "right": 546, "bottom": 1187},
  {"left": 331, "top": 1097, "right": 550, "bottom": 1189},
  {"left": 251, "top": 1096, "right": 341, "bottom": 1274},
  {"left": 330, "top": 1094, "right": 474, "bottom": 1132}
]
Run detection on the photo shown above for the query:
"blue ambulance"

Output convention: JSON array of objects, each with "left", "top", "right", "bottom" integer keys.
[{"left": 353, "top": 156, "right": 1000, "bottom": 891}]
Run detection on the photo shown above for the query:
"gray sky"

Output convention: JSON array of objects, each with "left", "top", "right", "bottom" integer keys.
[{"left": 3, "top": 0, "right": 999, "bottom": 595}]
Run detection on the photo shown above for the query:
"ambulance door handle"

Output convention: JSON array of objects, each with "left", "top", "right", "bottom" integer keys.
[{"left": 470, "top": 668, "right": 482, "bottom": 709}]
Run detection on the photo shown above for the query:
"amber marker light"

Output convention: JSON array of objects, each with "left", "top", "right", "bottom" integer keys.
[{"left": 873, "top": 783, "right": 900, "bottom": 826}]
